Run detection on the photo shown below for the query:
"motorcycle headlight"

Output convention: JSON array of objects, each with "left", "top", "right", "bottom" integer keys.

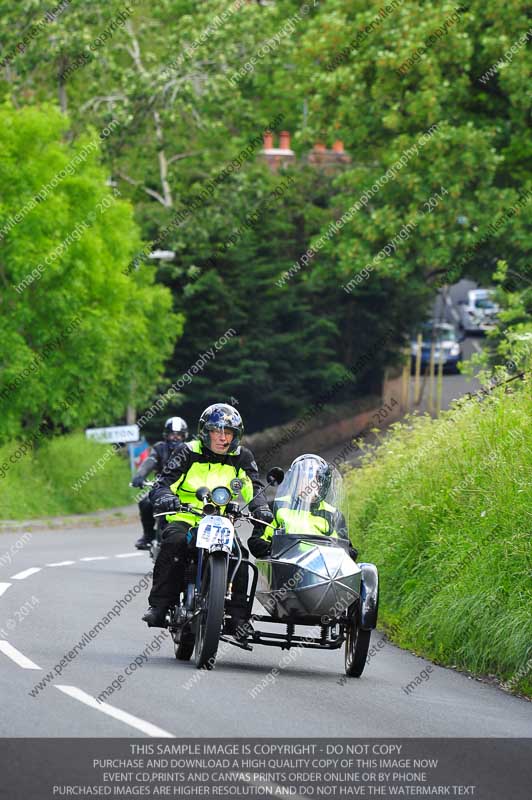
[{"left": 211, "top": 486, "right": 231, "bottom": 506}]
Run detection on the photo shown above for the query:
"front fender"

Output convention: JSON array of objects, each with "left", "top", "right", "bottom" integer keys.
[{"left": 359, "top": 562, "right": 379, "bottom": 630}]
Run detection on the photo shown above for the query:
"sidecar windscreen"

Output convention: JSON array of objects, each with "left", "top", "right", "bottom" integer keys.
[
  {"left": 272, "top": 456, "right": 348, "bottom": 540},
  {"left": 270, "top": 532, "right": 350, "bottom": 559}
]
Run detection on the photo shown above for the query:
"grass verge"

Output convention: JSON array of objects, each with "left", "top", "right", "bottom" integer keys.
[
  {"left": 346, "top": 375, "right": 531, "bottom": 697},
  {"left": 0, "top": 433, "right": 136, "bottom": 520}
]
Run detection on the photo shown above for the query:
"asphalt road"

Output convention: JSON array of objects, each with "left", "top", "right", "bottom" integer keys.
[{"left": 1, "top": 522, "right": 530, "bottom": 738}]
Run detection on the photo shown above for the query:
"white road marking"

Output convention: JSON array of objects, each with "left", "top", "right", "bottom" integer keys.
[
  {"left": 46, "top": 561, "right": 76, "bottom": 567},
  {"left": 115, "top": 552, "right": 144, "bottom": 558},
  {"left": 0, "top": 583, "right": 12, "bottom": 597},
  {"left": 10, "top": 567, "right": 41, "bottom": 580},
  {"left": 471, "top": 340, "right": 482, "bottom": 353},
  {"left": 79, "top": 556, "right": 109, "bottom": 562},
  {"left": 55, "top": 685, "right": 175, "bottom": 738},
  {"left": 0, "top": 640, "right": 41, "bottom": 669}
]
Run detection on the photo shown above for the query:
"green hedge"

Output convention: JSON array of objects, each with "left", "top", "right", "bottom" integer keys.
[
  {"left": 0, "top": 433, "right": 136, "bottom": 519},
  {"left": 346, "top": 376, "right": 532, "bottom": 696}
]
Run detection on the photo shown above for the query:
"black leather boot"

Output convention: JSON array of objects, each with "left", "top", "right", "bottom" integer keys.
[{"left": 142, "top": 606, "right": 168, "bottom": 627}]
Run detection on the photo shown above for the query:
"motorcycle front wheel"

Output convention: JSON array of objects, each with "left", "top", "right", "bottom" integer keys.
[{"left": 194, "top": 553, "right": 227, "bottom": 670}]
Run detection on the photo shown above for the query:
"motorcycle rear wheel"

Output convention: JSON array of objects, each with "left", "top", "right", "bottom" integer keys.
[{"left": 195, "top": 554, "right": 227, "bottom": 670}]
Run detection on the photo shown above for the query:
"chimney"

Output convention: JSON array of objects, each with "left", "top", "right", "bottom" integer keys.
[
  {"left": 308, "top": 139, "right": 351, "bottom": 171},
  {"left": 307, "top": 141, "right": 326, "bottom": 167},
  {"left": 260, "top": 127, "right": 295, "bottom": 172},
  {"left": 279, "top": 131, "right": 291, "bottom": 150}
]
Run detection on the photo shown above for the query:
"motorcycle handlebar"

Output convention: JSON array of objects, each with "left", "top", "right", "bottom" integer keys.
[{"left": 151, "top": 499, "right": 269, "bottom": 526}]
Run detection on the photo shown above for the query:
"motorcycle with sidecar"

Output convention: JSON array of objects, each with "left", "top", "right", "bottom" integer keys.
[{"left": 155, "top": 466, "right": 379, "bottom": 676}]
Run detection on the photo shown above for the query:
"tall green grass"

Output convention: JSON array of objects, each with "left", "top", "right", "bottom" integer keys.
[
  {"left": 0, "top": 433, "right": 136, "bottom": 519},
  {"left": 346, "top": 377, "right": 532, "bottom": 696}
]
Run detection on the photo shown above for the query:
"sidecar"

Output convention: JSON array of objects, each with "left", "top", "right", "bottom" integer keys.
[
  {"left": 223, "top": 457, "right": 379, "bottom": 677},
  {"left": 256, "top": 533, "right": 362, "bottom": 622}
]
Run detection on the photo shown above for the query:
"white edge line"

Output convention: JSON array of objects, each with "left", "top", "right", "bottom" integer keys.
[
  {"left": 55, "top": 685, "right": 175, "bottom": 738},
  {"left": 80, "top": 556, "right": 110, "bottom": 562},
  {"left": 46, "top": 561, "right": 76, "bottom": 567},
  {"left": 115, "top": 553, "right": 144, "bottom": 558},
  {"left": 0, "top": 640, "right": 41, "bottom": 669},
  {"left": 0, "top": 582, "right": 12, "bottom": 597},
  {"left": 10, "top": 567, "right": 42, "bottom": 580}
]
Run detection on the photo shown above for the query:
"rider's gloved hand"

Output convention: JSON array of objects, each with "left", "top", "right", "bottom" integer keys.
[
  {"left": 248, "top": 533, "right": 272, "bottom": 558},
  {"left": 253, "top": 506, "right": 273, "bottom": 525},
  {"left": 131, "top": 474, "right": 145, "bottom": 488},
  {"left": 154, "top": 495, "right": 179, "bottom": 513}
]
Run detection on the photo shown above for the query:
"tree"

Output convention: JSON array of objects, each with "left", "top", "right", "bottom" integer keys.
[
  {"left": 0, "top": 103, "right": 180, "bottom": 444},
  {"left": 284, "top": 0, "right": 531, "bottom": 291}
]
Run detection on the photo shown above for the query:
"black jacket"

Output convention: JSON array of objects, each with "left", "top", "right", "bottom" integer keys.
[
  {"left": 135, "top": 441, "right": 176, "bottom": 480},
  {"left": 149, "top": 440, "right": 265, "bottom": 510}
]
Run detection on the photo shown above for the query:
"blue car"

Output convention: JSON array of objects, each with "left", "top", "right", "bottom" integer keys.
[{"left": 410, "top": 323, "right": 463, "bottom": 374}]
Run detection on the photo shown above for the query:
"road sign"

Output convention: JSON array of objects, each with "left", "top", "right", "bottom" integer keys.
[{"left": 85, "top": 425, "right": 140, "bottom": 444}]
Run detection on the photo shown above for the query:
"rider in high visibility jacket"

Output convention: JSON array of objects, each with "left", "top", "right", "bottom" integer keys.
[
  {"left": 142, "top": 403, "right": 271, "bottom": 629},
  {"left": 248, "top": 454, "right": 356, "bottom": 560},
  {"left": 273, "top": 496, "right": 345, "bottom": 537}
]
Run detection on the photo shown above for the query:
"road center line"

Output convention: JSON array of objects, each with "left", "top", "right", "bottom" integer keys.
[
  {"left": 10, "top": 567, "right": 41, "bottom": 580},
  {"left": 0, "top": 640, "right": 41, "bottom": 669},
  {"left": 46, "top": 561, "right": 76, "bottom": 567},
  {"left": 55, "top": 685, "right": 175, "bottom": 738},
  {"left": 80, "top": 556, "right": 109, "bottom": 562},
  {"left": 0, "top": 583, "right": 12, "bottom": 597},
  {"left": 115, "top": 552, "right": 144, "bottom": 558}
]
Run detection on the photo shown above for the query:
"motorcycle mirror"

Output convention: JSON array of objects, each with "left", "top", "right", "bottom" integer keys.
[
  {"left": 266, "top": 467, "right": 284, "bottom": 486},
  {"left": 195, "top": 486, "right": 211, "bottom": 502}
]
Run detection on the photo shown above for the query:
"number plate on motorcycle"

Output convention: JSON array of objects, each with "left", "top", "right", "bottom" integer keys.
[{"left": 196, "top": 515, "right": 234, "bottom": 552}]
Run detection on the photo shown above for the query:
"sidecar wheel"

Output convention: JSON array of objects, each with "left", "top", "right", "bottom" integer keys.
[
  {"left": 345, "top": 606, "right": 371, "bottom": 678},
  {"left": 195, "top": 554, "right": 227, "bottom": 670}
]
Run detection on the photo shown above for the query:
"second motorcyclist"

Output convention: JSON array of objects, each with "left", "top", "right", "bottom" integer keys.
[{"left": 131, "top": 417, "right": 189, "bottom": 550}]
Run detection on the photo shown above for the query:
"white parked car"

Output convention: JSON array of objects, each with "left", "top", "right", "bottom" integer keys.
[{"left": 458, "top": 289, "right": 500, "bottom": 334}]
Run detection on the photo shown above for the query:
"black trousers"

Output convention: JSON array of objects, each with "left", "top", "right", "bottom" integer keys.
[
  {"left": 148, "top": 521, "right": 250, "bottom": 616},
  {"left": 139, "top": 494, "right": 155, "bottom": 541}
]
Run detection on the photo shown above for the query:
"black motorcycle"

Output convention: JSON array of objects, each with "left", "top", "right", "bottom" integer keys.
[{"left": 153, "top": 476, "right": 271, "bottom": 670}]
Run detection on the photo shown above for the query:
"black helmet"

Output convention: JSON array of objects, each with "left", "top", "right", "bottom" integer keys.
[
  {"left": 164, "top": 416, "right": 188, "bottom": 444},
  {"left": 198, "top": 403, "right": 243, "bottom": 453},
  {"left": 292, "top": 454, "right": 332, "bottom": 502}
]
